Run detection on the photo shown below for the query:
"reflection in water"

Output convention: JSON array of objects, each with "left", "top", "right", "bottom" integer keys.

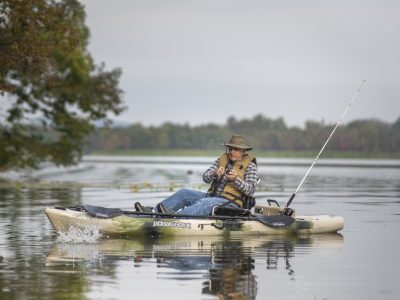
[
  {"left": 263, "top": 239, "right": 295, "bottom": 279},
  {"left": 45, "top": 235, "right": 343, "bottom": 300},
  {"left": 0, "top": 186, "right": 85, "bottom": 300},
  {"left": 202, "top": 240, "right": 257, "bottom": 300}
]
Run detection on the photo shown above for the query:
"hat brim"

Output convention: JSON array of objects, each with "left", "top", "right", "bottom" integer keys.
[{"left": 221, "top": 143, "right": 252, "bottom": 151}]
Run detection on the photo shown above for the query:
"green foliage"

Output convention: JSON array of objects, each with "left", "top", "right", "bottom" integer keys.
[
  {"left": 0, "top": 0, "right": 124, "bottom": 170},
  {"left": 86, "top": 114, "right": 400, "bottom": 157}
]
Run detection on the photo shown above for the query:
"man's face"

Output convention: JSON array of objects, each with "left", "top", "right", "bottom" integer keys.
[{"left": 228, "top": 147, "right": 245, "bottom": 161}]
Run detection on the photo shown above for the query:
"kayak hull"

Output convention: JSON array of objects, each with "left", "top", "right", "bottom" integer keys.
[{"left": 45, "top": 206, "right": 344, "bottom": 238}]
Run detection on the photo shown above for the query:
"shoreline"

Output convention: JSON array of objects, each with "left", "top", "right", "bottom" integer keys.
[
  {"left": 88, "top": 149, "right": 400, "bottom": 159},
  {"left": 82, "top": 155, "right": 400, "bottom": 168}
]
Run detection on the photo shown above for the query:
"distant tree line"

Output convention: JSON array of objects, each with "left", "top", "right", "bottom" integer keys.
[{"left": 85, "top": 114, "right": 400, "bottom": 155}]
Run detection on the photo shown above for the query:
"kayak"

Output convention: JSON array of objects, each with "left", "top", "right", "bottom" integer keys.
[{"left": 45, "top": 203, "right": 344, "bottom": 238}]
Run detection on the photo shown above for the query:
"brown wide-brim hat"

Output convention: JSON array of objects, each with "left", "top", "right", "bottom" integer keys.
[{"left": 221, "top": 135, "right": 252, "bottom": 151}]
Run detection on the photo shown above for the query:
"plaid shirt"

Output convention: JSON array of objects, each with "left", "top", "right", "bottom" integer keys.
[{"left": 202, "top": 157, "right": 259, "bottom": 197}]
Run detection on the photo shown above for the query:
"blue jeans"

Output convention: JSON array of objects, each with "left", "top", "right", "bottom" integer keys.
[{"left": 159, "top": 188, "right": 239, "bottom": 215}]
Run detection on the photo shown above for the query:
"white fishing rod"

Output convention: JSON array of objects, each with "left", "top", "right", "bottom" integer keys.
[{"left": 283, "top": 80, "right": 366, "bottom": 216}]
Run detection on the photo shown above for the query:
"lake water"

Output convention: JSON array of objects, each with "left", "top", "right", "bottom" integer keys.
[{"left": 1, "top": 156, "right": 399, "bottom": 300}]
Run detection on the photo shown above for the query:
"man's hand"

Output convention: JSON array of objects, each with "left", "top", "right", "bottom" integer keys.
[
  {"left": 225, "top": 169, "right": 238, "bottom": 181},
  {"left": 215, "top": 166, "right": 225, "bottom": 177}
]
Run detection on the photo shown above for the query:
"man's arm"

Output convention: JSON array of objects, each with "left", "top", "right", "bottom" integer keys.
[
  {"left": 202, "top": 159, "right": 219, "bottom": 183},
  {"left": 231, "top": 162, "right": 259, "bottom": 197}
]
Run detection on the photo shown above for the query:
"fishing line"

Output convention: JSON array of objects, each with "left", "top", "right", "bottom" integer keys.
[{"left": 283, "top": 80, "right": 366, "bottom": 215}]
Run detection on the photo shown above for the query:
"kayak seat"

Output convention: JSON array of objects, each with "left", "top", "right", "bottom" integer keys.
[{"left": 212, "top": 206, "right": 252, "bottom": 217}]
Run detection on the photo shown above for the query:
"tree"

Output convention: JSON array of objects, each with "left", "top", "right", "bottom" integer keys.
[{"left": 0, "top": 0, "right": 124, "bottom": 170}]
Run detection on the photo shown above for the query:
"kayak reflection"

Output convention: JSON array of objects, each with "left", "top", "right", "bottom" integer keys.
[{"left": 46, "top": 234, "right": 343, "bottom": 299}]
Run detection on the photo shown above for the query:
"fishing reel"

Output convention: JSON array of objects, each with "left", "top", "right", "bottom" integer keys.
[
  {"left": 224, "top": 166, "right": 233, "bottom": 175},
  {"left": 282, "top": 193, "right": 295, "bottom": 216},
  {"left": 282, "top": 207, "right": 294, "bottom": 216}
]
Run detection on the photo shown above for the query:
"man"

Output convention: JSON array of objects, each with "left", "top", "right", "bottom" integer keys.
[{"left": 135, "top": 135, "right": 259, "bottom": 215}]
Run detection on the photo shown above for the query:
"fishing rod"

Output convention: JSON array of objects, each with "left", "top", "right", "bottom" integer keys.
[{"left": 283, "top": 80, "right": 366, "bottom": 216}]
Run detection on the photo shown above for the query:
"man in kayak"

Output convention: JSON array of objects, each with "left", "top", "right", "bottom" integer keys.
[{"left": 135, "top": 134, "right": 259, "bottom": 215}]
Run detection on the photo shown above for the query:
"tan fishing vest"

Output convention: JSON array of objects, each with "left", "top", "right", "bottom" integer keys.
[{"left": 208, "top": 153, "right": 256, "bottom": 207}]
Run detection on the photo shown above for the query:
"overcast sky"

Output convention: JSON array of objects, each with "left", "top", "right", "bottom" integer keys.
[{"left": 81, "top": 0, "right": 400, "bottom": 128}]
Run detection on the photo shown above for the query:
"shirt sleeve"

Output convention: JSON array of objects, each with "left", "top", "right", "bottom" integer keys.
[
  {"left": 232, "top": 162, "right": 259, "bottom": 197},
  {"left": 202, "top": 159, "right": 219, "bottom": 183}
]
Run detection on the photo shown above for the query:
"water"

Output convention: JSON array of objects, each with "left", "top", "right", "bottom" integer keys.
[{"left": 1, "top": 156, "right": 399, "bottom": 300}]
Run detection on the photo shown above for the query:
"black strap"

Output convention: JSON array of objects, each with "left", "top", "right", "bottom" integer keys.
[{"left": 83, "top": 205, "right": 122, "bottom": 218}]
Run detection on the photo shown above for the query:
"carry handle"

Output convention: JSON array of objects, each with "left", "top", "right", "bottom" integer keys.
[{"left": 267, "top": 199, "right": 280, "bottom": 207}]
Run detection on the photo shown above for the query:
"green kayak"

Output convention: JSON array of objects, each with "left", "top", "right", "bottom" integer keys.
[{"left": 45, "top": 203, "right": 344, "bottom": 238}]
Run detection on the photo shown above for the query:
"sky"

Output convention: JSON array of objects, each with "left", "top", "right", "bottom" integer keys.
[{"left": 80, "top": 0, "right": 400, "bottom": 128}]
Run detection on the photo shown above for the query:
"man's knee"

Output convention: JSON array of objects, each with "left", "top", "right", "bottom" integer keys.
[
  {"left": 179, "top": 188, "right": 203, "bottom": 198},
  {"left": 174, "top": 188, "right": 192, "bottom": 197}
]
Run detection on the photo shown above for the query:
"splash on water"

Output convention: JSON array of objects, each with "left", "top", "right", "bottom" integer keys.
[{"left": 56, "top": 225, "right": 101, "bottom": 243}]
